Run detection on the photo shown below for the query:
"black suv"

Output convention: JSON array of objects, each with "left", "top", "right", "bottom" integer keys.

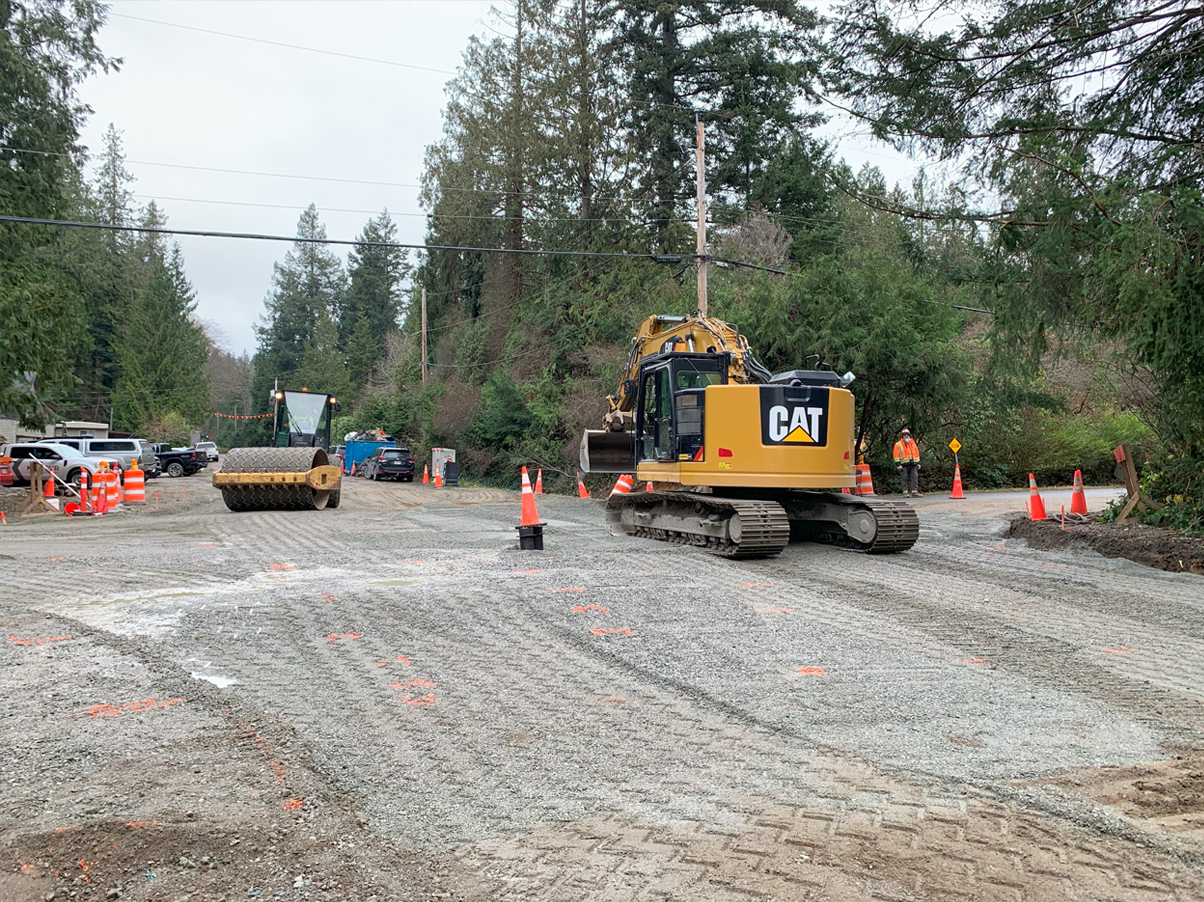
[{"left": 362, "top": 447, "right": 416, "bottom": 482}]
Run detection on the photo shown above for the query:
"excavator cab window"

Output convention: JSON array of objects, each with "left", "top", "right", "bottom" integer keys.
[
  {"left": 639, "top": 367, "right": 674, "bottom": 461},
  {"left": 637, "top": 355, "right": 726, "bottom": 463}
]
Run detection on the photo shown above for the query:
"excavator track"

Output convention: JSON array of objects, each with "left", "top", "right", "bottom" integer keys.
[
  {"left": 609, "top": 491, "right": 919, "bottom": 556},
  {"left": 607, "top": 492, "right": 791, "bottom": 558},
  {"left": 780, "top": 492, "right": 919, "bottom": 554}
]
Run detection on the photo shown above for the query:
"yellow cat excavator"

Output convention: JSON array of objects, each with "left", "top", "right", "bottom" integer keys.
[{"left": 580, "top": 313, "right": 918, "bottom": 557}]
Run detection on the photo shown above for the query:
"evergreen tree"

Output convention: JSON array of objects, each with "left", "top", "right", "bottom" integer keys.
[
  {"left": 341, "top": 211, "right": 409, "bottom": 389},
  {"left": 112, "top": 214, "right": 211, "bottom": 432},
  {"left": 252, "top": 205, "right": 345, "bottom": 409},
  {"left": 612, "top": 0, "right": 820, "bottom": 246},
  {"left": 69, "top": 124, "right": 139, "bottom": 419},
  {"left": 0, "top": 0, "right": 115, "bottom": 427},
  {"left": 297, "top": 308, "right": 352, "bottom": 404}
]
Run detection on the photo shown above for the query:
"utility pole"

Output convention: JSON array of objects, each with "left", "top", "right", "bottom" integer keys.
[
  {"left": 421, "top": 288, "right": 428, "bottom": 384},
  {"left": 695, "top": 114, "right": 708, "bottom": 316}
]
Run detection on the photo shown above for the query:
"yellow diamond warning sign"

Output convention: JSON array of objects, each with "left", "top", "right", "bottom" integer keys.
[{"left": 948, "top": 438, "right": 962, "bottom": 454}]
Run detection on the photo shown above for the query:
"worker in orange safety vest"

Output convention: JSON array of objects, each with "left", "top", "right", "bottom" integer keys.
[{"left": 893, "top": 427, "right": 921, "bottom": 497}]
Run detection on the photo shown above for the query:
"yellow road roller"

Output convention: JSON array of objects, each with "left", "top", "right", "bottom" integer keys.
[{"left": 213, "top": 387, "right": 343, "bottom": 512}]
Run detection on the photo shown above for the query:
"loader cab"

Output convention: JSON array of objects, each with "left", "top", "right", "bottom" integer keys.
[
  {"left": 272, "top": 389, "right": 340, "bottom": 450},
  {"left": 635, "top": 353, "right": 728, "bottom": 463}
]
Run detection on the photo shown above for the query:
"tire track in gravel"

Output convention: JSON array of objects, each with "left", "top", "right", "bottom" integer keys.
[{"left": 761, "top": 540, "right": 1204, "bottom": 749}]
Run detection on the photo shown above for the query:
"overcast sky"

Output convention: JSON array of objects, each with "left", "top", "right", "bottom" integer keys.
[{"left": 78, "top": 0, "right": 919, "bottom": 356}]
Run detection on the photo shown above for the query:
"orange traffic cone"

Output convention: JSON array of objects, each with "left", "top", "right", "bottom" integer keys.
[
  {"left": 434, "top": 466, "right": 443, "bottom": 488},
  {"left": 645, "top": 481, "right": 654, "bottom": 492},
  {"left": 422, "top": 463, "right": 429, "bottom": 485},
  {"left": 1070, "top": 469, "right": 1088, "bottom": 515},
  {"left": 43, "top": 470, "right": 59, "bottom": 511},
  {"left": 950, "top": 464, "right": 966, "bottom": 499},
  {"left": 854, "top": 463, "right": 876, "bottom": 495},
  {"left": 350, "top": 462, "right": 357, "bottom": 477},
  {"left": 517, "top": 466, "right": 545, "bottom": 550},
  {"left": 610, "top": 474, "right": 635, "bottom": 496},
  {"left": 534, "top": 469, "right": 543, "bottom": 495},
  {"left": 577, "top": 471, "right": 589, "bottom": 499},
  {"left": 841, "top": 487, "right": 852, "bottom": 495},
  {"left": 1028, "top": 473, "right": 1047, "bottom": 520}
]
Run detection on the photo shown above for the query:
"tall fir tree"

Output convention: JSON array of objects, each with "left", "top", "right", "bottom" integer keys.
[
  {"left": 252, "top": 205, "right": 345, "bottom": 411},
  {"left": 111, "top": 222, "right": 211, "bottom": 433},
  {"left": 612, "top": 0, "right": 820, "bottom": 247},
  {"left": 341, "top": 211, "right": 409, "bottom": 390},
  {"left": 0, "top": 0, "right": 115, "bottom": 427}
]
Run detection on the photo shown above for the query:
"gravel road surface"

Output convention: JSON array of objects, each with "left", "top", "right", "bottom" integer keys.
[{"left": 2, "top": 476, "right": 1201, "bottom": 901}]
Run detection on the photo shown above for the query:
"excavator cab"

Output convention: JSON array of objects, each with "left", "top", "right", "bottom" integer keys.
[{"left": 635, "top": 353, "right": 727, "bottom": 464}]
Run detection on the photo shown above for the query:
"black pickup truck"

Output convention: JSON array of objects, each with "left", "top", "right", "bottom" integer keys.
[{"left": 152, "top": 443, "right": 205, "bottom": 478}]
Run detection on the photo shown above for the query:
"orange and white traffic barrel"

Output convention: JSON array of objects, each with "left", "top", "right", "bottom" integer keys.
[{"left": 123, "top": 460, "right": 146, "bottom": 504}]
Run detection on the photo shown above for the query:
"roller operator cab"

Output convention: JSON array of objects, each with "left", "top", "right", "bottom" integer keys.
[
  {"left": 580, "top": 313, "right": 918, "bottom": 557},
  {"left": 271, "top": 389, "right": 340, "bottom": 450}
]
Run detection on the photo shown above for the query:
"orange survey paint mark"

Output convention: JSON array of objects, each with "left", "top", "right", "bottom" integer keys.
[
  {"left": 7, "top": 634, "right": 71, "bottom": 646},
  {"left": 325, "top": 632, "right": 361, "bottom": 642},
  {"left": 1105, "top": 645, "right": 1137, "bottom": 655},
  {"left": 407, "top": 559, "right": 425, "bottom": 564},
  {"left": 548, "top": 587, "right": 584, "bottom": 594},
  {"left": 797, "top": 667, "right": 827, "bottom": 676},
  {"left": 19, "top": 861, "right": 35, "bottom": 875},
  {"left": 283, "top": 798, "right": 304, "bottom": 811},
  {"left": 572, "top": 604, "right": 610, "bottom": 614},
  {"left": 741, "top": 582, "right": 773, "bottom": 588},
  {"left": 88, "top": 698, "right": 183, "bottom": 718},
  {"left": 78, "top": 859, "right": 96, "bottom": 883},
  {"left": 1042, "top": 563, "right": 1068, "bottom": 569},
  {"left": 376, "top": 656, "right": 413, "bottom": 667},
  {"left": 761, "top": 608, "right": 795, "bottom": 615},
  {"left": 54, "top": 824, "right": 79, "bottom": 834},
  {"left": 389, "top": 679, "right": 436, "bottom": 690},
  {"left": 199, "top": 542, "right": 216, "bottom": 547},
  {"left": 590, "top": 627, "right": 633, "bottom": 636},
  {"left": 242, "top": 725, "right": 287, "bottom": 783},
  {"left": 962, "top": 658, "right": 987, "bottom": 665},
  {"left": 269, "top": 563, "right": 297, "bottom": 571},
  {"left": 48, "top": 557, "right": 63, "bottom": 562},
  {"left": 985, "top": 544, "right": 1006, "bottom": 551},
  {"left": 513, "top": 568, "right": 540, "bottom": 574},
  {"left": 604, "top": 696, "right": 628, "bottom": 705},
  {"left": 125, "top": 820, "right": 158, "bottom": 829},
  {"left": 398, "top": 694, "right": 437, "bottom": 706},
  {"left": 320, "top": 593, "right": 337, "bottom": 601}
]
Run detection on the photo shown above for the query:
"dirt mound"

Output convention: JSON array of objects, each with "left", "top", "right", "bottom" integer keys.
[{"left": 1008, "top": 515, "right": 1204, "bottom": 575}]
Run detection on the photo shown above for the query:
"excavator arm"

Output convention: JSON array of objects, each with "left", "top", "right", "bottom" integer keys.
[{"left": 601, "top": 313, "right": 771, "bottom": 431}]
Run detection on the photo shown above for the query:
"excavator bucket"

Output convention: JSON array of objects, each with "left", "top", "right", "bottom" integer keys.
[
  {"left": 212, "top": 447, "right": 342, "bottom": 512},
  {"left": 580, "top": 429, "right": 637, "bottom": 474}
]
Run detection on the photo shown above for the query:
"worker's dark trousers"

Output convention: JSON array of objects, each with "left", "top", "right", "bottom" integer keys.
[{"left": 899, "top": 463, "right": 918, "bottom": 494}]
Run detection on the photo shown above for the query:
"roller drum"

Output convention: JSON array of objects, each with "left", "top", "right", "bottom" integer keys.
[{"left": 217, "top": 447, "right": 337, "bottom": 512}]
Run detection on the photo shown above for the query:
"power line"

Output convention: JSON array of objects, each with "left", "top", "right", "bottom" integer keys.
[
  {"left": 1, "top": 145, "right": 675, "bottom": 205},
  {"left": 110, "top": 12, "right": 458, "bottom": 75},
  {"left": 0, "top": 214, "right": 684, "bottom": 261},
  {"left": 130, "top": 192, "right": 651, "bottom": 226}
]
